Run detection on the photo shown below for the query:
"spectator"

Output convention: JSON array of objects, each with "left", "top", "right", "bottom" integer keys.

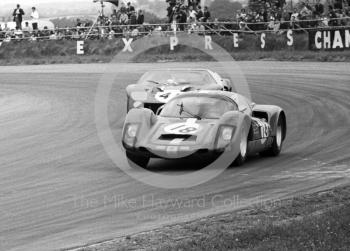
[
  {"left": 166, "top": 0, "right": 177, "bottom": 22},
  {"left": 126, "top": 2, "right": 135, "bottom": 18},
  {"left": 291, "top": 7, "right": 299, "bottom": 20},
  {"left": 300, "top": 2, "right": 312, "bottom": 21},
  {"left": 76, "top": 18, "right": 82, "bottom": 28},
  {"left": 314, "top": 0, "right": 324, "bottom": 16},
  {"left": 137, "top": 10, "right": 144, "bottom": 25},
  {"left": 119, "top": 9, "right": 129, "bottom": 25},
  {"left": 196, "top": 5, "right": 203, "bottom": 21},
  {"left": 176, "top": 5, "right": 187, "bottom": 30},
  {"left": 41, "top": 26, "right": 50, "bottom": 38},
  {"left": 334, "top": 0, "right": 343, "bottom": 10},
  {"left": 328, "top": 6, "right": 338, "bottom": 26},
  {"left": 30, "top": 7, "right": 39, "bottom": 31},
  {"left": 202, "top": 6, "right": 211, "bottom": 22},
  {"left": 49, "top": 30, "right": 58, "bottom": 40},
  {"left": 4, "top": 34, "right": 12, "bottom": 43},
  {"left": 241, "top": 8, "right": 248, "bottom": 20},
  {"left": 290, "top": 8, "right": 300, "bottom": 29},
  {"left": 131, "top": 27, "right": 139, "bottom": 37},
  {"left": 0, "top": 26, "right": 3, "bottom": 41},
  {"left": 12, "top": 4, "right": 25, "bottom": 30},
  {"left": 107, "top": 29, "right": 114, "bottom": 39},
  {"left": 188, "top": 5, "right": 197, "bottom": 23},
  {"left": 129, "top": 10, "right": 137, "bottom": 25},
  {"left": 111, "top": 14, "right": 119, "bottom": 29},
  {"left": 235, "top": 9, "right": 241, "bottom": 21},
  {"left": 319, "top": 15, "right": 329, "bottom": 27},
  {"left": 22, "top": 22, "right": 31, "bottom": 33}
]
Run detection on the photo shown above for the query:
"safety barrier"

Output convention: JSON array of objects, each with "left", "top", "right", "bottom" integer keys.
[{"left": 1, "top": 16, "right": 350, "bottom": 41}]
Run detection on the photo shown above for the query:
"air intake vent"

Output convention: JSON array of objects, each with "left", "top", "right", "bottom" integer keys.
[{"left": 159, "top": 134, "right": 197, "bottom": 141}]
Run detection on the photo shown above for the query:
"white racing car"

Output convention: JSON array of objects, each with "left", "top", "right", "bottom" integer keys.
[{"left": 122, "top": 91, "right": 287, "bottom": 168}]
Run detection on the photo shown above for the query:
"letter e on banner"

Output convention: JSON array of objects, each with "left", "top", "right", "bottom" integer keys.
[
  {"left": 205, "top": 36, "right": 213, "bottom": 50},
  {"left": 77, "top": 41, "right": 84, "bottom": 55},
  {"left": 233, "top": 33, "right": 239, "bottom": 48},
  {"left": 260, "top": 33, "right": 266, "bottom": 49},
  {"left": 287, "top": 29, "right": 293, "bottom": 46},
  {"left": 170, "top": 36, "right": 178, "bottom": 51}
]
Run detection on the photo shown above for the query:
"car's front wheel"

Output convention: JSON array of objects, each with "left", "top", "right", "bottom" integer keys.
[
  {"left": 126, "top": 152, "right": 150, "bottom": 169},
  {"left": 126, "top": 96, "right": 132, "bottom": 113},
  {"left": 233, "top": 128, "right": 248, "bottom": 166}
]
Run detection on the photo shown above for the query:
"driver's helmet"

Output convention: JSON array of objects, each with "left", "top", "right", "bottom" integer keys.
[{"left": 166, "top": 79, "right": 178, "bottom": 85}]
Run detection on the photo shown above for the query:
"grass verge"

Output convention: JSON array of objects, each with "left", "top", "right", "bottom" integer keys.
[{"left": 71, "top": 185, "right": 350, "bottom": 251}]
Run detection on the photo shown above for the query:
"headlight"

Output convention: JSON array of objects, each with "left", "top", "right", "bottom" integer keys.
[
  {"left": 221, "top": 126, "right": 234, "bottom": 141},
  {"left": 215, "top": 125, "right": 236, "bottom": 149},
  {"left": 127, "top": 124, "right": 138, "bottom": 138},
  {"left": 123, "top": 123, "right": 140, "bottom": 147}
]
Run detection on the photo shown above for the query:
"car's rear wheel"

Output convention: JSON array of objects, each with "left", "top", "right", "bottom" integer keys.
[
  {"left": 260, "top": 115, "right": 285, "bottom": 157},
  {"left": 233, "top": 128, "right": 248, "bottom": 166},
  {"left": 126, "top": 152, "right": 150, "bottom": 169}
]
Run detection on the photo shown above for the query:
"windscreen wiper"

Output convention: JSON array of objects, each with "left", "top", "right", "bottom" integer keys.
[{"left": 177, "top": 102, "right": 202, "bottom": 120}]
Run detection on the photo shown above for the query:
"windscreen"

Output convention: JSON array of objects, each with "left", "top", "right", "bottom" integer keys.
[
  {"left": 138, "top": 70, "right": 216, "bottom": 86},
  {"left": 160, "top": 96, "right": 238, "bottom": 119}
]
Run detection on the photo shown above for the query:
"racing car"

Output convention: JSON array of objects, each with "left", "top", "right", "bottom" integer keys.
[
  {"left": 126, "top": 69, "right": 233, "bottom": 113},
  {"left": 122, "top": 91, "right": 287, "bottom": 168}
]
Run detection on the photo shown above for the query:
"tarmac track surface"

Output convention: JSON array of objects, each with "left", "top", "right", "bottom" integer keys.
[{"left": 0, "top": 62, "right": 349, "bottom": 251}]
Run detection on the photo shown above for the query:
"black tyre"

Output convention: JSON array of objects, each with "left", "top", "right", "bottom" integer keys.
[
  {"left": 260, "top": 115, "right": 285, "bottom": 157},
  {"left": 126, "top": 96, "right": 132, "bottom": 113},
  {"left": 126, "top": 152, "right": 150, "bottom": 169},
  {"left": 233, "top": 128, "right": 248, "bottom": 166}
]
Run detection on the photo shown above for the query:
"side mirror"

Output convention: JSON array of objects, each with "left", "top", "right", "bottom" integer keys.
[
  {"left": 240, "top": 107, "right": 247, "bottom": 113},
  {"left": 222, "top": 78, "right": 232, "bottom": 91},
  {"left": 251, "top": 102, "right": 256, "bottom": 108}
]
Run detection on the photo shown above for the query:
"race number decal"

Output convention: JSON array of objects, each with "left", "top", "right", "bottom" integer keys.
[
  {"left": 252, "top": 118, "right": 271, "bottom": 139},
  {"left": 260, "top": 121, "right": 270, "bottom": 138},
  {"left": 164, "top": 122, "right": 200, "bottom": 135},
  {"left": 258, "top": 120, "right": 270, "bottom": 138},
  {"left": 155, "top": 90, "right": 180, "bottom": 103}
]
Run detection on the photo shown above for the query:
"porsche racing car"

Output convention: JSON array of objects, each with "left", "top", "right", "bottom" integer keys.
[
  {"left": 122, "top": 91, "right": 287, "bottom": 169},
  {"left": 126, "top": 69, "right": 233, "bottom": 113}
]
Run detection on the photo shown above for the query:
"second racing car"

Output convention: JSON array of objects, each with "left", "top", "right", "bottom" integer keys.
[{"left": 126, "top": 69, "right": 233, "bottom": 113}]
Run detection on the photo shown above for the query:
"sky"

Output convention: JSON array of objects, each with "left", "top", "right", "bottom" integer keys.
[
  {"left": 3, "top": 0, "right": 91, "bottom": 3},
  {"left": 0, "top": 0, "right": 165, "bottom": 20},
  {"left": 1, "top": 0, "right": 136, "bottom": 6},
  {"left": 2, "top": 0, "right": 70, "bottom": 4}
]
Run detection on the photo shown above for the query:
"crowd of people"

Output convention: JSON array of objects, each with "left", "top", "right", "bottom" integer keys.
[
  {"left": 1, "top": 0, "right": 350, "bottom": 43},
  {"left": 83, "top": 1, "right": 148, "bottom": 39},
  {"left": 236, "top": 0, "right": 350, "bottom": 32},
  {"left": 165, "top": 0, "right": 212, "bottom": 33},
  {"left": 0, "top": 2, "right": 150, "bottom": 42}
]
